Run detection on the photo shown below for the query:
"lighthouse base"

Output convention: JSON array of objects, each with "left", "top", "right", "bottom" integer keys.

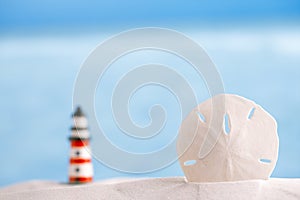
[{"left": 69, "top": 177, "right": 93, "bottom": 184}]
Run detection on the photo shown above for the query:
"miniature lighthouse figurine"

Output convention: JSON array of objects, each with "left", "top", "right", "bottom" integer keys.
[{"left": 68, "top": 106, "right": 93, "bottom": 184}]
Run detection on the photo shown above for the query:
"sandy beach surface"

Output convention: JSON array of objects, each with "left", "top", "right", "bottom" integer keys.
[{"left": 1, "top": 177, "right": 299, "bottom": 200}]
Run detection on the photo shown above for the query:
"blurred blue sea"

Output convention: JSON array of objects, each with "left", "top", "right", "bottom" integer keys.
[
  {"left": 1, "top": 0, "right": 300, "bottom": 187},
  {"left": 1, "top": 27, "right": 300, "bottom": 186}
]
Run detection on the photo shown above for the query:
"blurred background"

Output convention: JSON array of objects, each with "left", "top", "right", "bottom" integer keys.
[{"left": 0, "top": 0, "right": 300, "bottom": 187}]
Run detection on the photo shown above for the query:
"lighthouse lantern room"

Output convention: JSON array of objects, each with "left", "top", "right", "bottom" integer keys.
[{"left": 68, "top": 106, "right": 93, "bottom": 184}]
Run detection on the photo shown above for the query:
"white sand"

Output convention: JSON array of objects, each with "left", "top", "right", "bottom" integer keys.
[{"left": 0, "top": 177, "right": 299, "bottom": 200}]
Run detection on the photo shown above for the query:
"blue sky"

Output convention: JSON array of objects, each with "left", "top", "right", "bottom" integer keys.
[{"left": 1, "top": 0, "right": 300, "bottom": 31}]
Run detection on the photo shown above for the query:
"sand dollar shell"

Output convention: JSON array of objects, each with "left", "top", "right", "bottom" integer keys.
[{"left": 177, "top": 94, "right": 279, "bottom": 182}]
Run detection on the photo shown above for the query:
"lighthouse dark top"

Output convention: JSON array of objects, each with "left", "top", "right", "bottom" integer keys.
[
  {"left": 69, "top": 107, "right": 90, "bottom": 141},
  {"left": 72, "top": 106, "right": 85, "bottom": 117}
]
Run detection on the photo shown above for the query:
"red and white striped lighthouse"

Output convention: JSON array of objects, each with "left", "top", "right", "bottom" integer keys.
[{"left": 68, "top": 106, "right": 93, "bottom": 184}]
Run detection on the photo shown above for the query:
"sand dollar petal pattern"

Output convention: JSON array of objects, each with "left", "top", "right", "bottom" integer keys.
[{"left": 177, "top": 94, "right": 279, "bottom": 182}]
